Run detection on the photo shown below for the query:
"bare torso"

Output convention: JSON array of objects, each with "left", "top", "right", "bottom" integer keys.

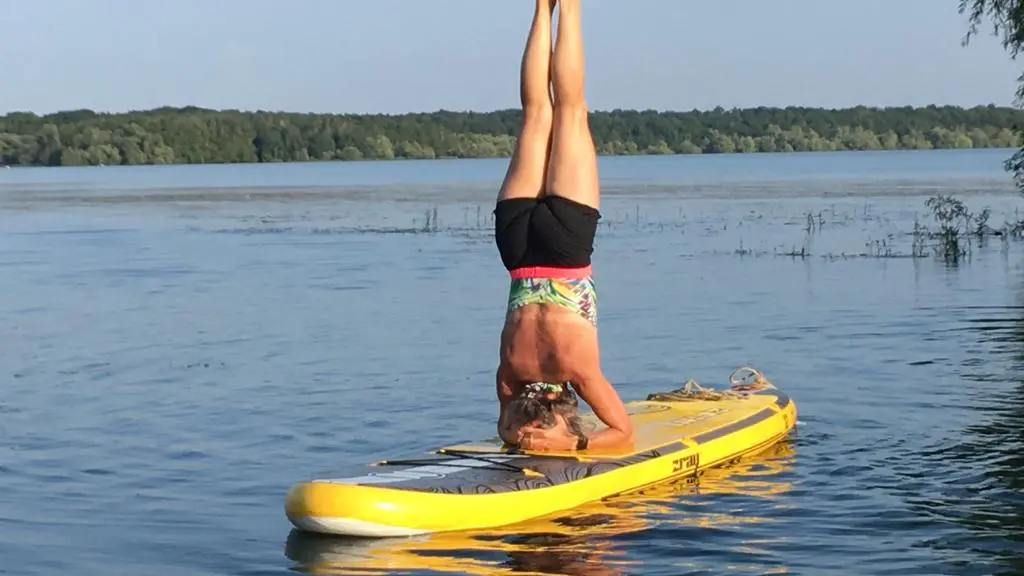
[
  {"left": 499, "top": 304, "right": 598, "bottom": 386},
  {"left": 497, "top": 302, "right": 634, "bottom": 451}
]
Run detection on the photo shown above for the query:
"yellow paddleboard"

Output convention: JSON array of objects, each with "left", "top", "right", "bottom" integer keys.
[
  {"left": 285, "top": 442, "right": 796, "bottom": 575},
  {"left": 284, "top": 366, "right": 797, "bottom": 537}
]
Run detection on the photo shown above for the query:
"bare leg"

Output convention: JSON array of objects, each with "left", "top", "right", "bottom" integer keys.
[
  {"left": 497, "top": 0, "right": 556, "bottom": 201},
  {"left": 546, "top": 0, "right": 600, "bottom": 210}
]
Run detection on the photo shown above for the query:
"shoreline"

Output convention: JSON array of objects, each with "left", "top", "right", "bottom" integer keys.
[{"left": 2, "top": 145, "right": 1021, "bottom": 171}]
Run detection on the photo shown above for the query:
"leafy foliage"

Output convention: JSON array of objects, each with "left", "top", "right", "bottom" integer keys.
[
  {"left": 1, "top": 105, "right": 1022, "bottom": 167},
  {"left": 961, "top": 0, "right": 1024, "bottom": 188}
]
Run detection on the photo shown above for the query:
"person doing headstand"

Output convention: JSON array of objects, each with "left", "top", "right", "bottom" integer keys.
[{"left": 494, "top": 0, "right": 634, "bottom": 453}]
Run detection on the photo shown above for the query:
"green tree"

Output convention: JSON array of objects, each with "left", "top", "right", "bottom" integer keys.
[
  {"left": 2, "top": 103, "right": 1024, "bottom": 168},
  {"left": 961, "top": 0, "right": 1024, "bottom": 189}
]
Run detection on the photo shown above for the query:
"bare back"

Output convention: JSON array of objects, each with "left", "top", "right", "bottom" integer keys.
[
  {"left": 500, "top": 305, "right": 599, "bottom": 385},
  {"left": 498, "top": 303, "right": 632, "bottom": 450}
]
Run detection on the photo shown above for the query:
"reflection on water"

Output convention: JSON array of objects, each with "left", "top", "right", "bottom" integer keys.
[
  {"left": 915, "top": 304, "right": 1024, "bottom": 575},
  {"left": 284, "top": 443, "right": 796, "bottom": 575}
]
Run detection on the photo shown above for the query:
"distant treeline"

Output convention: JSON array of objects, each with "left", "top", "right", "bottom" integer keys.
[{"left": 1, "top": 104, "right": 1022, "bottom": 167}]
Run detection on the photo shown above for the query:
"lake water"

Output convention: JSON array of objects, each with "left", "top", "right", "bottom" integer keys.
[{"left": 3, "top": 148, "right": 1024, "bottom": 575}]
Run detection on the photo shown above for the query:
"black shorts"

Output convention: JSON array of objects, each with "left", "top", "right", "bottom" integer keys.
[{"left": 493, "top": 195, "right": 601, "bottom": 271}]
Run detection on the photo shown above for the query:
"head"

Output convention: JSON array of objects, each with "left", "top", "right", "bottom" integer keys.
[{"left": 501, "top": 382, "right": 585, "bottom": 444}]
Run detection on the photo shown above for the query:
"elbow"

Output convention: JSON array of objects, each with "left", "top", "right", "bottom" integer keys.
[
  {"left": 607, "top": 422, "right": 635, "bottom": 448},
  {"left": 620, "top": 421, "right": 636, "bottom": 446},
  {"left": 623, "top": 429, "right": 636, "bottom": 447}
]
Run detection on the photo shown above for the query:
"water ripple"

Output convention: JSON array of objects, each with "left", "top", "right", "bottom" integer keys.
[{"left": 4, "top": 154, "right": 1024, "bottom": 575}]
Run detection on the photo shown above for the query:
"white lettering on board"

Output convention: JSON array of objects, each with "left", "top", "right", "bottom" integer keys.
[{"left": 665, "top": 407, "right": 728, "bottom": 427}]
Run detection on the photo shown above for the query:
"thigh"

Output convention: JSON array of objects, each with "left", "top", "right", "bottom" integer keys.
[
  {"left": 498, "top": 111, "right": 553, "bottom": 202},
  {"left": 545, "top": 109, "right": 600, "bottom": 210},
  {"left": 528, "top": 196, "right": 599, "bottom": 268},
  {"left": 494, "top": 198, "right": 537, "bottom": 271}
]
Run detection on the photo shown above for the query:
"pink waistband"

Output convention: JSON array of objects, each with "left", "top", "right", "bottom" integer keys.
[{"left": 509, "top": 265, "right": 593, "bottom": 280}]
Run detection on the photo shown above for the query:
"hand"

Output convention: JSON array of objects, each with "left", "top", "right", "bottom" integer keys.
[{"left": 519, "top": 425, "right": 579, "bottom": 452}]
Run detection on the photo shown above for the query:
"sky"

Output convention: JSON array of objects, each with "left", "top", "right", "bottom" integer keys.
[{"left": 0, "top": 0, "right": 1021, "bottom": 115}]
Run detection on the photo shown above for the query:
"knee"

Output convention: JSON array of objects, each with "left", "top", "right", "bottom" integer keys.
[
  {"left": 553, "top": 100, "right": 589, "bottom": 123},
  {"left": 522, "top": 104, "right": 553, "bottom": 127},
  {"left": 553, "top": 81, "right": 588, "bottom": 111}
]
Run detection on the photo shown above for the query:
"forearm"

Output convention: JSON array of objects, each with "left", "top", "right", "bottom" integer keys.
[
  {"left": 496, "top": 364, "right": 515, "bottom": 409},
  {"left": 496, "top": 364, "right": 517, "bottom": 444},
  {"left": 580, "top": 426, "right": 633, "bottom": 450},
  {"left": 571, "top": 376, "right": 635, "bottom": 449}
]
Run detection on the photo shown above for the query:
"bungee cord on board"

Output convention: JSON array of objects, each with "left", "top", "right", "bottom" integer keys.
[{"left": 646, "top": 366, "right": 777, "bottom": 402}]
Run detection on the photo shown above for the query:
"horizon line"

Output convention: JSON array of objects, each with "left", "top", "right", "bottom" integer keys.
[{"left": 1, "top": 101, "right": 1019, "bottom": 119}]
